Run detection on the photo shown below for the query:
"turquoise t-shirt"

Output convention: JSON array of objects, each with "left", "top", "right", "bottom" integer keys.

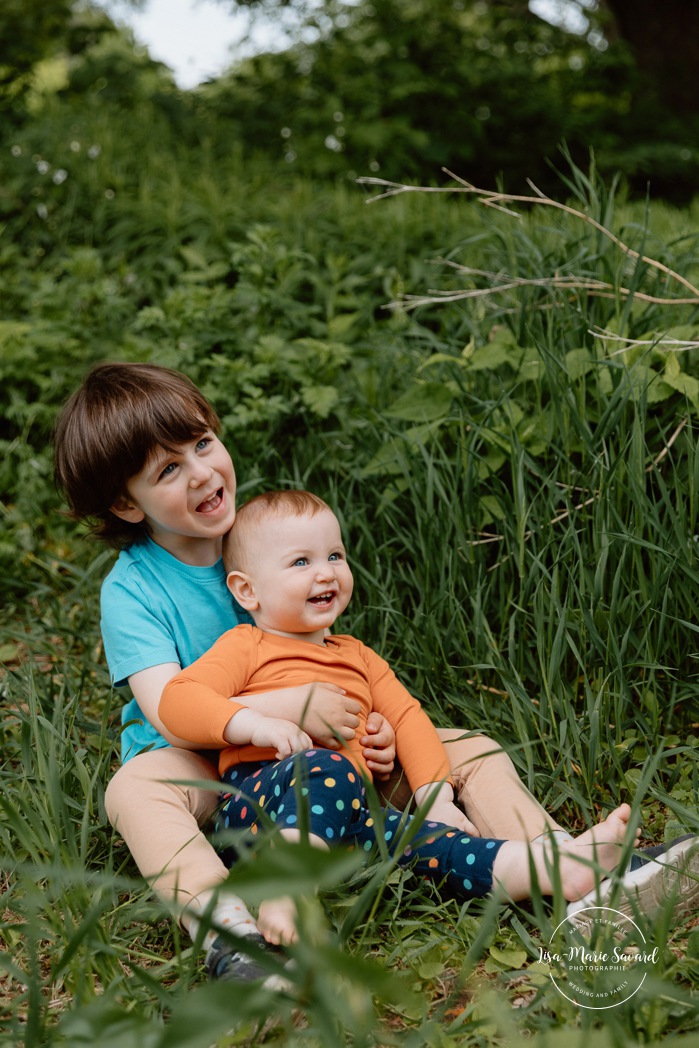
[{"left": 100, "top": 537, "right": 251, "bottom": 762}]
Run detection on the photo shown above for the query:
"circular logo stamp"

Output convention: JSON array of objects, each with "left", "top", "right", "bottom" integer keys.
[{"left": 540, "top": 906, "right": 658, "bottom": 1009}]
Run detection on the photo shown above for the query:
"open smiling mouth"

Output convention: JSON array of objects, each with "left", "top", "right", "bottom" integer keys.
[
  {"left": 308, "top": 592, "right": 335, "bottom": 605},
  {"left": 196, "top": 488, "right": 223, "bottom": 513}
]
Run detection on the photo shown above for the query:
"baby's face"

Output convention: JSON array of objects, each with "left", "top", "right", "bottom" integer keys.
[{"left": 241, "top": 509, "right": 353, "bottom": 639}]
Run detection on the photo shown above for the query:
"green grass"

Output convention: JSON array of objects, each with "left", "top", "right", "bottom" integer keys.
[{"left": 2, "top": 145, "right": 699, "bottom": 1046}]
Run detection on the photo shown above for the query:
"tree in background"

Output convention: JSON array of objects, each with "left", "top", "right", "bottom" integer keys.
[
  {"left": 0, "top": 1, "right": 128, "bottom": 122},
  {"left": 569, "top": 0, "right": 699, "bottom": 120},
  {"left": 202, "top": 0, "right": 698, "bottom": 198},
  {"left": 1, "top": 0, "right": 697, "bottom": 200},
  {"left": 508, "top": 0, "right": 699, "bottom": 196},
  {"left": 0, "top": 0, "right": 74, "bottom": 121}
]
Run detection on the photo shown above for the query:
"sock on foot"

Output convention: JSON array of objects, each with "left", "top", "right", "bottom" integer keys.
[{"left": 187, "top": 898, "right": 259, "bottom": 956}]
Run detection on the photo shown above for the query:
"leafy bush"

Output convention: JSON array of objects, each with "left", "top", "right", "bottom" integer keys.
[{"left": 2, "top": 88, "right": 699, "bottom": 1045}]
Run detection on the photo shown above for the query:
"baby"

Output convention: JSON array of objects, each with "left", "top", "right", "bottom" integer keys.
[{"left": 160, "top": 490, "right": 636, "bottom": 944}]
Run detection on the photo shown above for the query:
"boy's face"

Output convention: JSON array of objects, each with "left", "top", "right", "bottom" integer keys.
[
  {"left": 112, "top": 432, "right": 237, "bottom": 563},
  {"left": 229, "top": 508, "right": 353, "bottom": 640}
]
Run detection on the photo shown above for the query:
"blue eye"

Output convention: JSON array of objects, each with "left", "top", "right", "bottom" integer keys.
[
  {"left": 159, "top": 462, "right": 177, "bottom": 479},
  {"left": 292, "top": 557, "right": 308, "bottom": 567},
  {"left": 195, "top": 436, "right": 211, "bottom": 451}
]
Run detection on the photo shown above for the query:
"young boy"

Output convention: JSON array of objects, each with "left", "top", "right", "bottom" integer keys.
[
  {"left": 54, "top": 364, "right": 697, "bottom": 979},
  {"left": 54, "top": 362, "right": 391, "bottom": 980},
  {"left": 158, "top": 490, "right": 642, "bottom": 945}
]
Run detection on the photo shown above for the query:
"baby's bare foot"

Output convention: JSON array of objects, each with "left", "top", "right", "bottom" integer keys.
[
  {"left": 258, "top": 896, "right": 298, "bottom": 946},
  {"left": 557, "top": 803, "right": 638, "bottom": 901}
]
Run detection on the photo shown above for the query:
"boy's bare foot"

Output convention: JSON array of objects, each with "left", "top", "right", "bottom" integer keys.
[
  {"left": 258, "top": 896, "right": 298, "bottom": 946},
  {"left": 493, "top": 803, "right": 638, "bottom": 901},
  {"left": 556, "top": 803, "right": 637, "bottom": 900}
]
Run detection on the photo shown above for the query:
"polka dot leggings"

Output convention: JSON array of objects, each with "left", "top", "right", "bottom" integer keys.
[{"left": 215, "top": 749, "right": 505, "bottom": 900}]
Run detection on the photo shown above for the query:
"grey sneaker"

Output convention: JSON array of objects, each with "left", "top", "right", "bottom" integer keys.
[
  {"left": 206, "top": 932, "right": 289, "bottom": 988},
  {"left": 566, "top": 835, "right": 699, "bottom": 932}
]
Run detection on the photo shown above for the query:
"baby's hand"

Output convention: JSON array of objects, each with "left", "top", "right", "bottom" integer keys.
[
  {"left": 250, "top": 716, "right": 313, "bottom": 760},
  {"left": 227, "top": 707, "right": 313, "bottom": 759},
  {"left": 413, "top": 782, "right": 480, "bottom": 837},
  {"left": 421, "top": 798, "right": 479, "bottom": 837}
]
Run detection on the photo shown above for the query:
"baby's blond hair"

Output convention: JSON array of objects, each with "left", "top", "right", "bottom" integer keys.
[{"left": 224, "top": 490, "right": 332, "bottom": 573}]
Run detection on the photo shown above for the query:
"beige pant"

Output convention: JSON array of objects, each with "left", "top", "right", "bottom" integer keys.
[{"left": 105, "top": 731, "right": 562, "bottom": 908}]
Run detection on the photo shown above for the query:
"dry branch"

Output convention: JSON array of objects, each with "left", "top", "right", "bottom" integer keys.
[{"left": 359, "top": 171, "right": 699, "bottom": 307}]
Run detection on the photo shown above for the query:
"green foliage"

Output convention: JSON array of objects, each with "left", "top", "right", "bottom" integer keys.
[
  {"left": 1, "top": 43, "right": 699, "bottom": 1043},
  {"left": 188, "top": 0, "right": 699, "bottom": 200},
  {"left": 0, "top": 1, "right": 122, "bottom": 126},
  {"left": 3, "top": 0, "right": 699, "bottom": 202},
  {"left": 196, "top": 0, "right": 590, "bottom": 189},
  {"left": 0, "top": 0, "right": 73, "bottom": 121}
]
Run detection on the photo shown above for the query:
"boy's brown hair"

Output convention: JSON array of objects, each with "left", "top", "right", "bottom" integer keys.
[
  {"left": 54, "top": 361, "right": 220, "bottom": 547},
  {"left": 223, "top": 490, "right": 332, "bottom": 573}
]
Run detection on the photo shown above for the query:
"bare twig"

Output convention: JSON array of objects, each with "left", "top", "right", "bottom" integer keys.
[
  {"left": 549, "top": 495, "right": 598, "bottom": 526},
  {"left": 359, "top": 172, "right": 699, "bottom": 302},
  {"left": 387, "top": 269, "right": 699, "bottom": 313},
  {"left": 646, "top": 417, "right": 688, "bottom": 472},
  {"left": 441, "top": 169, "right": 699, "bottom": 299},
  {"left": 466, "top": 532, "right": 507, "bottom": 546},
  {"left": 590, "top": 329, "right": 699, "bottom": 356},
  {"left": 464, "top": 679, "right": 509, "bottom": 697}
]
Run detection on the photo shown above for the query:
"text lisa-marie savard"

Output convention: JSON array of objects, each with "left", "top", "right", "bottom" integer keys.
[{"left": 539, "top": 946, "right": 659, "bottom": 966}]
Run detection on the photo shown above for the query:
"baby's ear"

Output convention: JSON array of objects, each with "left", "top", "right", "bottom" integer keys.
[
  {"left": 110, "top": 495, "right": 145, "bottom": 524},
  {"left": 227, "top": 570, "right": 259, "bottom": 611}
]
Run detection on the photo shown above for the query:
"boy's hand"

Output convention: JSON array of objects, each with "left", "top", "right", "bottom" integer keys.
[
  {"left": 296, "top": 684, "right": 361, "bottom": 747},
  {"left": 361, "top": 713, "right": 396, "bottom": 780},
  {"left": 414, "top": 782, "right": 479, "bottom": 836},
  {"left": 241, "top": 683, "right": 360, "bottom": 746}
]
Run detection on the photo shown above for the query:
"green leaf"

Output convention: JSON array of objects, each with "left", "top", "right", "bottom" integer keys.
[
  {"left": 417, "top": 960, "right": 445, "bottom": 979},
  {"left": 0, "top": 321, "right": 32, "bottom": 345},
  {"left": 488, "top": 945, "right": 528, "bottom": 970},
  {"left": 384, "top": 382, "right": 454, "bottom": 422},
  {"left": 480, "top": 494, "right": 506, "bottom": 523},
  {"left": 361, "top": 422, "right": 446, "bottom": 476},
  {"left": 300, "top": 384, "right": 340, "bottom": 417},
  {"left": 599, "top": 366, "right": 614, "bottom": 395},
  {"left": 467, "top": 328, "right": 522, "bottom": 371},
  {"left": 418, "top": 352, "right": 468, "bottom": 371},
  {"left": 221, "top": 840, "right": 364, "bottom": 903},
  {"left": 519, "top": 345, "right": 546, "bottom": 381},
  {"left": 0, "top": 641, "right": 21, "bottom": 663},
  {"left": 663, "top": 369, "right": 699, "bottom": 412},
  {"left": 625, "top": 363, "right": 674, "bottom": 404},
  {"left": 477, "top": 447, "right": 507, "bottom": 478},
  {"left": 664, "top": 351, "right": 682, "bottom": 380},
  {"left": 565, "top": 347, "right": 595, "bottom": 380},
  {"left": 179, "top": 244, "right": 209, "bottom": 269},
  {"left": 327, "top": 311, "right": 361, "bottom": 338}
]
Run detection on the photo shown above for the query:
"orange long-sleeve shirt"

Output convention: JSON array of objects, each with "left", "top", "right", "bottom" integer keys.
[{"left": 160, "top": 624, "right": 452, "bottom": 792}]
